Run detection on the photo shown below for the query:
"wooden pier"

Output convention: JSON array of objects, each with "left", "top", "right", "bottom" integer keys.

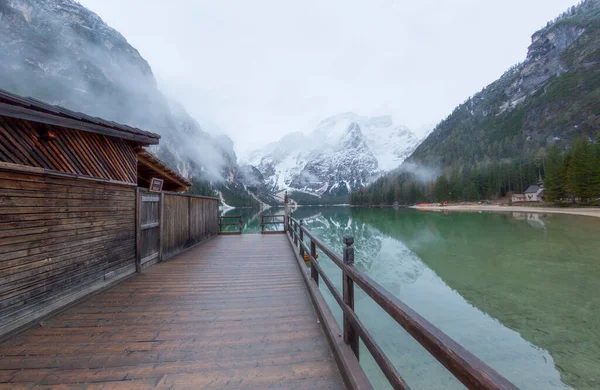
[
  {"left": 0, "top": 87, "right": 519, "bottom": 390},
  {"left": 0, "top": 235, "right": 345, "bottom": 389}
]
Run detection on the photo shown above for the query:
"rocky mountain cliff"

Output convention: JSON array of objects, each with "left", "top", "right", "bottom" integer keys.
[
  {"left": 353, "top": 0, "right": 600, "bottom": 205},
  {"left": 248, "top": 113, "right": 420, "bottom": 201},
  {"left": 407, "top": 0, "right": 599, "bottom": 169},
  {"left": 0, "top": 0, "right": 263, "bottom": 205}
]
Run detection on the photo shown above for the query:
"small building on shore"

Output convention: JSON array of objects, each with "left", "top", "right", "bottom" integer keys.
[{"left": 512, "top": 184, "right": 545, "bottom": 203}]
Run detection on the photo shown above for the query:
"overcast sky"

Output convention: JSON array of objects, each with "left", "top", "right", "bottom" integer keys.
[{"left": 79, "top": 0, "right": 579, "bottom": 157}]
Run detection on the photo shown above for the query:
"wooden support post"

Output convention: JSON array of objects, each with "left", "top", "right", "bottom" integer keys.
[
  {"left": 310, "top": 239, "right": 319, "bottom": 285},
  {"left": 159, "top": 192, "right": 165, "bottom": 262},
  {"left": 343, "top": 235, "right": 359, "bottom": 359},
  {"left": 239, "top": 216, "right": 243, "bottom": 234},
  {"left": 135, "top": 188, "right": 142, "bottom": 274},
  {"left": 299, "top": 220, "right": 305, "bottom": 258}
]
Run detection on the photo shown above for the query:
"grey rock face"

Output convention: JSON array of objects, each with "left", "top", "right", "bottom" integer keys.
[
  {"left": 506, "top": 25, "right": 586, "bottom": 102},
  {"left": 0, "top": 0, "right": 250, "bottom": 197}
]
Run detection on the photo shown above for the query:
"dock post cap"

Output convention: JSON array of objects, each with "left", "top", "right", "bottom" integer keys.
[{"left": 343, "top": 235, "right": 354, "bottom": 246}]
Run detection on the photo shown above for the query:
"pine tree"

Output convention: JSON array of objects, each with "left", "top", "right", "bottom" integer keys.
[
  {"left": 544, "top": 145, "right": 566, "bottom": 202},
  {"left": 434, "top": 175, "right": 450, "bottom": 202},
  {"left": 591, "top": 133, "right": 600, "bottom": 201},
  {"left": 567, "top": 137, "right": 594, "bottom": 203}
]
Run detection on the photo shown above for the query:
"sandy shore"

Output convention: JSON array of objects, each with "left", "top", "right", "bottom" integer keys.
[{"left": 410, "top": 204, "right": 600, "bottom": 219}]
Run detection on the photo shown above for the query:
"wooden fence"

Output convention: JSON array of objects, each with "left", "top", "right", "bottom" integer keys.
[{"left": 136, "top": 189, "right": 219, "bottom": 269}]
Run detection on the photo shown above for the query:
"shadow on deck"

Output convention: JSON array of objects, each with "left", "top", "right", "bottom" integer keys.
[{"left": 0, "top": 235, "right": 345, "bottom": 389}]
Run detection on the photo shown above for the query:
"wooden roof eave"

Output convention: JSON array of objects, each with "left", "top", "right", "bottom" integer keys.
[
  {"left": 0, "top": 102, "right": 160, "bottom": 145},
  {"left": 137, "top": 171, "right": 188, "bottom": 193},
  {"left": 137, "top": 154, "right": 191, "bottom": 190}
]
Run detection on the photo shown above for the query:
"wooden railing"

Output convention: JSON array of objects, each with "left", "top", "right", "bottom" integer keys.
[
  {"left": 218, "top": 215, "right": 243, "bottom": 234},
  {"left": 261, "top": 214, "right": 286, "bottom": 234},
  {"left": 287, "top": 217, "right": 518, "bottom": 390}
]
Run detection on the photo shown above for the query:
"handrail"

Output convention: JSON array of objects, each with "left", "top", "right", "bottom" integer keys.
[
  {"left": 219, "top": 215, "right": 243, "bottom": 234},
  {"left": 261, "top": 214, "right": 286, "bottom": 234},
  {"left": 287, "top": 217, "right": 518, "bottom": 390}
]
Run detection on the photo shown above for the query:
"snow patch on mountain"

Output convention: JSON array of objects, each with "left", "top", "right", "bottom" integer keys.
[{"left": 248, "top": 113, "right": 420, "bottom": 197}]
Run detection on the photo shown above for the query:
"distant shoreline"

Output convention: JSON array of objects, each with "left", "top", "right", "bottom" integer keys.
[{"left": 410, "top": 204, "right": 600, "bottom": 219}]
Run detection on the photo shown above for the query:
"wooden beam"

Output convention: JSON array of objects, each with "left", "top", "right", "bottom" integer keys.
[{"left": 0, "top": 162, "right": 137, "bottom": 187}]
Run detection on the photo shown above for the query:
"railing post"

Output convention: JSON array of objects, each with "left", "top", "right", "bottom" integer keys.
[
  {"left": 343, "top": 235, "right": 359, "bottom": 359},
  {"left": 299, "top": 220, "right": 305, "bottom": 258},
  {"left": 238, "top": 216, "right": 243, "bottom": 234},
  {"left": 310, "top": 239, "right": 318, "bottom": 285}
]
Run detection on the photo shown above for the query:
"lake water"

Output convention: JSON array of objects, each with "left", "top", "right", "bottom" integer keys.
[{"left": 221, "top": 206, "right": 600, "bottom": 389}]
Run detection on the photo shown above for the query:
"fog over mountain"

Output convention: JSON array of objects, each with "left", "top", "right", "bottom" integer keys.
[
  {"left": 0, "top": 0, "right": 226, "bottom": 179},
  {"left": 0, "top": 0, "right": 272, "bottom": 206},
  {"left": 78, "top": 0, "right": 581, "bottom": 157},
  {"left": 0, "top": 0, "right": 586, "bottom": 206}
]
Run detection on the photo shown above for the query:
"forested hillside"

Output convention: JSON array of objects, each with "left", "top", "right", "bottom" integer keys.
[
  {"left": 544, "top": 135, "right": 600, "bottom": 203},
  {"left": 352, "top": 0, "right": 600, "bottom": 206}
]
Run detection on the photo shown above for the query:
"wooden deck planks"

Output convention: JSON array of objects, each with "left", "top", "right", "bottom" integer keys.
[{"left": 0, "top": 234, "right": 345, "bottom": 389}]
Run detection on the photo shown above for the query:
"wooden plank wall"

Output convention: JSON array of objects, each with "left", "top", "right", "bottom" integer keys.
[
  {"left": 161, "top": 193, "right": 218, "bottom": 261},
  {"left": 0, "top": 168, "right": 137, "bottom": 337},
  {"left": 0, "top": 116, "right": 137, "bottom": 183}
]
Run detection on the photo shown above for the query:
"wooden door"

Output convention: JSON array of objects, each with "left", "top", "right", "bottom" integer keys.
[{"left": 136, "top": 189, "right": 162, "bottom": 270}]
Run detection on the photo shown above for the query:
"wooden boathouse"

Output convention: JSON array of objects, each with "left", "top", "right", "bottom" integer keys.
[
  {"left": 0, "top": 88, "right": 218, "bottom": 339},
  {"left": 0, "top": 89, "right": 518, "bottom": 389}
]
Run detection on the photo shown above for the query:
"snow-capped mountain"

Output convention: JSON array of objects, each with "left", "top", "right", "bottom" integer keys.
[{"left": 248, "top": 113, "right": 420, "bottom": 197}]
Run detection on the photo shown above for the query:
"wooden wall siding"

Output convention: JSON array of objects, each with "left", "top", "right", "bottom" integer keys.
[
  {"left": 161, "top": 194, "right": 219, "bottom": 261},
  {"left": 0, "top": 116, "right": 137, "bottom": 183},
  {"left": 0, "top": 169, "right": 137, "bottom": 337}
]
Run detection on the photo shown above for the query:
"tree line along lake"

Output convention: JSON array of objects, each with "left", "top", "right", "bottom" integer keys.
[{"left": 222, "top": 206, "right": 600, "bottom": 389}]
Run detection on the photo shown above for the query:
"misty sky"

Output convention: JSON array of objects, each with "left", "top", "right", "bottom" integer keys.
[{"left": 78, "top": 0, "right": 579, "bottom": 158}]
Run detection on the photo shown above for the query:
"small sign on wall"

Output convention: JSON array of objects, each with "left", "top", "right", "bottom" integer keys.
[{"left": 150, "top": 178, "right": 164, "bottom": 192}]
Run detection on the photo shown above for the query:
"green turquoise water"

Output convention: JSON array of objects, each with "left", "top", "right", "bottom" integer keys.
[{"left": 221, "top": 207, "right": 600, "bottom": 389}]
